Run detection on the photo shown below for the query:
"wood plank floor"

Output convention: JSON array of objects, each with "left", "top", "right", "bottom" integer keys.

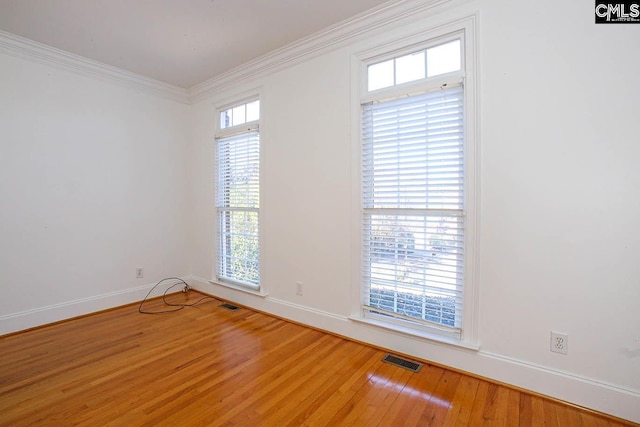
[{"left": 0, "top": 291, "right": 635, "bottom": 426}]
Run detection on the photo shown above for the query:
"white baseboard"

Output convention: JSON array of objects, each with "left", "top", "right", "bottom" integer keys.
[
  {"left": 0, "top": 281, "right": 183, "bottom": 336},
  {"left": 476, "top": 350, "right": 640, "bottom": 421},
  {"left": 187, "top": 275, "right": 640, "bottom": 424},
  {"left": 7, "top": 276, "right": 635, "bottom": 422}
]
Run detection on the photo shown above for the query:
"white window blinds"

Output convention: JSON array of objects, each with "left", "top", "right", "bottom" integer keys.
[
  {"left": 216, "top": 129, "right": 260, "bottom": 287},
  {"left": 361, "top": 83, "right": 464, "bottom": 337}
]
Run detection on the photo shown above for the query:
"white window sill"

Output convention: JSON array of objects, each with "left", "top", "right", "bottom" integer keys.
[
  {"left": 348, "top": 315, "right": 479, "bottom": 351},
  {"left": 208, "top": 279, "right": 268, "bottom": 298}
]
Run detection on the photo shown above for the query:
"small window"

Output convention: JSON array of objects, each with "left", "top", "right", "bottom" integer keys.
[
  {"left": 367, "top": 39, "right": 462, "bottom": 91},
  {"left": 220, "top": 99, "right": 260, "bottom": 130}
]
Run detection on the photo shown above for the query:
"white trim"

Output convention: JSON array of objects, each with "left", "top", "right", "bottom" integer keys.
[
  {"left": 1, "top": 0, "right": 454, "bottom": 105},
  {"left": 479, "top": 350, "right": 640, "bottom": 398},
  {"left": 360, "top": 74, "right": 464, "bottom": 105},
  {"left": 460, "top": 11, "right": 481, "bottom": 348},
  {"left": 0, "top": 30, "right": 190, "bottom": 104},
  {"left": 189, "top": 0, "right": 453, "bottom": 102},
  {"left": 187, "top": 276, "right": 639, "bottom": 423},
  {"left": 267, "top": 297, "right": 350, "bottom": 323},
  {"left": 208, "top": 279, "right": 268, "bottom": 298},
  {"left": 477, "top": 351, "right": 640, "bottom": 423},
  {"left": 349, "top": 315, "right": 480, "bottom": 350},
  {"left": 0, "top": 282, "right": 184, "bottom": 336},
  {"left": 214, "top": 122, "right": 260, "bottom": 140},
  {"left": 352, "top": 13, "right": 480, "bottom": 346},
  {"left": 190, "top": 275, "right": 347, "bottom": 324}
]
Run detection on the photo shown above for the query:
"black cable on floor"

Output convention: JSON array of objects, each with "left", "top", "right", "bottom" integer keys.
[{"left": 138, "top": 277, "right": 222, "bottom": 315}]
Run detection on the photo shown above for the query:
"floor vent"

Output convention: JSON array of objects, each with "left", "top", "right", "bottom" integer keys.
[
  {"left": 220, "top": 303, "right": 240, "bottom": 311},
  {"left": 382, "top": 353, "right": 423, "bottom": 373}
]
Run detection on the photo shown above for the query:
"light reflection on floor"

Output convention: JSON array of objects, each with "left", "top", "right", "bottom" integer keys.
[{"left": 367, "top": 373, "right": 452, "bottom": 408}]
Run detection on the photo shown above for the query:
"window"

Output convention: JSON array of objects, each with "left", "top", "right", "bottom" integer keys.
[
  {"left": 215, "top": 98, "right": 260, "bottom": 288},
  {"left": 367, "top": 40, "right": 461, "bottom": 91},
  {"left": 361, "top": 34, "right": 472, "bottom": 340}
]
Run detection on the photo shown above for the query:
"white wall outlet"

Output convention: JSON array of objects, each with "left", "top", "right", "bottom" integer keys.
[
  {"left": 136, "top": 267, "right": 143, "bottom": 279},
  {"left": 551, "top": 331, "right": 568, "bottom": 355},
  {"left": 296, "top": 281, "right": 303, "bottom": 296}
]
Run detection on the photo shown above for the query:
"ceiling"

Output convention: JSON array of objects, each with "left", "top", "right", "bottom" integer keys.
[{"left": 0, "top": 0, "right": 396, "bottom": 89}]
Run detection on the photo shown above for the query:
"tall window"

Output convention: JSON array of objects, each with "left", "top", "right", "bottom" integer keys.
[
  {"left": 361, "top": 36, "right": 469, "bottom": 340},
  {"left": 215, "top": 98, "right": 260, "bottom": 288}
]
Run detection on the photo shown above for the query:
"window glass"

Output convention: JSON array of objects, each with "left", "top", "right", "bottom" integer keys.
[
  {"left": 368, "top": 59, "right": 394, "bottom": 91},
  {"left": 220, "top": 110, "right": 231, "bottom": 129},
  {"left": 232, "top": 105, "right": 246, "bottom": 127},
  {"left": 395, "top": 51, "right": 425, "bottom": 85},
  {"left": 216, "top": 97, "right": 261, "bottom": 288},
  {"left": 362, "top": 86, "right": 465, "bottom": 334},
  {"left": 367, "top": 40, "right": 461, "bottom": 92},
  {"left": 426, "top": 40, "right": 461, "bottom": 77},
  {"left": 361, "top": 35, "right": 469, "bottom": 340},
  {"left": 246, "top": 100, "right": 260, "bottom": 122},
  {"left": 219, "top": 99, "right": 260, "bottom": 130}
]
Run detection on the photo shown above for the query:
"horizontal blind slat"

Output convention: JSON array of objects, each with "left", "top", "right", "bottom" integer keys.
[
  {"left": 361, "top": 83, "right": 464, "bottom": 332},
  {"left": 216, "top": 129, "right": 260, "bottom": 286}
]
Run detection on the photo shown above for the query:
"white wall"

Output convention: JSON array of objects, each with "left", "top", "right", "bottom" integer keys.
[
  {"left": 188, "top": 0, "right": 640, "bottom": 422},
  {"left": 1, "top": 0, "right": 638, "bottom": 422},
  {"left": 480, "top": 0, "right": 640, "bottom": 399},
  {"left": 0, "top": 52, "right": 192, "bottom": 333}
]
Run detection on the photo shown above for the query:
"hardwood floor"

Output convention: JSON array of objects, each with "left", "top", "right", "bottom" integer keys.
[{"left": 0, "top": 291, "right": 635, "bottom": 426}]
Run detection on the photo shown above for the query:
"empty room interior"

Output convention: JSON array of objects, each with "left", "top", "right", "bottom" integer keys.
[{"left": 1, "top": 0, "right": 639, "bottom": 425}]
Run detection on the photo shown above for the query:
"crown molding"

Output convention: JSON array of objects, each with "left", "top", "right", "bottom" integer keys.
[
  {"left": 0, "top": 30, "right": 190, "bottom": 104},
  {"left": 189, "top": 0, "right": 452, "bottom": 103},
  {"left": 0, "top": 0, "right": 452, "bottom": 105}
]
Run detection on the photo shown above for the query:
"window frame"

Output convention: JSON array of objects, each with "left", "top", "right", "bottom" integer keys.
[
  {"left": 214, "top": 95, "right": 262, "bottom": 291},
  {"left": 350, "top": 17, "right": 479, "bottom": 348}
]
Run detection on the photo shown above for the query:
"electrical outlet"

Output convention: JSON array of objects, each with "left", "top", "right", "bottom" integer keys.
[
  {"left": 136, "top": 267, "right": 143, "bottom": 279},
  {"left": 296, "top": 281, "right": 303, "bottom": 296},
  {"left": 551, "top": 331, "right": 568, "bottom": 355}
]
